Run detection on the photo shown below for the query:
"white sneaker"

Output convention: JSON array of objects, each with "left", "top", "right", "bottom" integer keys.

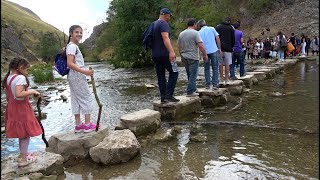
[{"left": 186, "top": 92, "right": 199, "bottom": 97}]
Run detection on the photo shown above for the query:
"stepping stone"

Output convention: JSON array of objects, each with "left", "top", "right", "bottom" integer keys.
[
  {"left": 1, "top": 151, "right": 64, "bottom": 179},
  {"left": 246, "top": 71, "right": 267, "bottom": 81},
  {"left": 219, "top": 80, "right": 244, "bottom": 95},
  {"left": 120, "top": 109, "right": 161, "bottom": 136},
  {"left": 153, "top": 96, "right": 201, "bottom": 121},
  {"left": 89, "top": 129, "right": 140, "bottom": 165},
  {"left": 197, "top": 88, "right": 230, "bottom": 107},
  {"left": 45, "top": 127, "right": 108, "bottom": 162},
  {"left": 235, "top": 74, "right": 255, "bottom": 87},
  {"left": 253, "top": 68, "right": 276, "bottom": 78}
]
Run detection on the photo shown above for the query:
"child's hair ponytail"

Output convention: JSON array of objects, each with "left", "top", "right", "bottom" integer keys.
[{"left": 2, "top": 57, "right": 30, "bottom": 89}]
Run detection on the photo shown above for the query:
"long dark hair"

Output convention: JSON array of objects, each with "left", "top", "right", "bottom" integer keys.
[
  {"left": 67, "top": 25, "right": 82, "bottom": 45},
  {"left": 62, "top": 25, "right": 82, "bottom": 56},
  {"left": 2, "top": 57, "right": 30, "bottom": 89}
]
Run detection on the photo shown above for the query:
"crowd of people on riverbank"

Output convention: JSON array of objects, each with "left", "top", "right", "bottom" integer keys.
[{"left": 244, "top": 33, "right": 319, "bottom": 60}]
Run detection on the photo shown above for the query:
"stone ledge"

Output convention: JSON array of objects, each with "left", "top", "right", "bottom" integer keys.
[
  {"left": 120, "top": 109, "right": 161, "bottom": 136},
  {"left": 153, "top": 96, "right": 201, "bottom": 121}
]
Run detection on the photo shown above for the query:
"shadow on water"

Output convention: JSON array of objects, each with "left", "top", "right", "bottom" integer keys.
[{"left": 1, "top": 59, "right": 319, "bottom": 179}]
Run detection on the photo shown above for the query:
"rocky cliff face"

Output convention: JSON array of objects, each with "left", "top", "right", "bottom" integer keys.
[
  {"left": 1, "top": 26, "right": 38, "bottom": 61},
  {"left": 240, "top": 0, "right": 319, "bottom": 38},
  {"left": 82, "top": 23, "right": 107, "bottom": 51}
]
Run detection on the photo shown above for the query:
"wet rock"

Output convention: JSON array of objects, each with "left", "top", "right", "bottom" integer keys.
[
  {"left": 236, "top": 74, "right": 254, "bottom": 88},
  {"left": 60, "top": 95, "right": 67, "bottom": 102},
  {"left": 47, "top": 87, "right": 57, "bottom": 91},
  {"left": 270, "top": 92, "right": 285, "bottom": 97},
  {"left": 219, "top": 80, "right": 244, "bottom": 96},
  {"left": 252, "top": 77, "right": 259, "bottom": 85},
  {"left": 1, "top": 151, "right": 64, "bottom": 179},
  {"left": 151, "top": 128, "right": 174, "bottom": 142},
  {"left": 45, "top": 127, "right": 108, "bottom": 162},
  {"left": 246, "top": 71, "right": 267, "bottom": 81},
  {"left": 190, "top": 133, "right": 207, "bottom": 142},
  {"left": 190, "top": 124, "right": 203, "bottom": 134},
  {"left": 254, "top": 68, "right": 276, "bottom": 78},
  {"left": 173, "top": 125, "right": 186, "bottom": 134},
  {"left": 144, "top": 83, "right": 157, "bottom": 89},
  {"left": 89, "top": 129, "right": 140, "bottom": 165},
  {"left": 198, "top": 88, "right": 230, "bottom": 108},
  {"left": 120, "top": 109, "right": 161, "bottom": 136},
  {"left": 153, "top": 96, "right": 201, "bottom": 121}
]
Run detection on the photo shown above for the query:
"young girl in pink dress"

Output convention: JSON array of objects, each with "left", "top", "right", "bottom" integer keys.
[{"left": 2, "top": 57, "right": 43, "bottom": 167}]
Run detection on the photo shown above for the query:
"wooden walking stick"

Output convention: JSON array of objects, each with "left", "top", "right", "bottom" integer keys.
[
  {"left": 36, "top": 96, "right": 49, "bottom": 147},
  {"left": 89, "top": 67, "right": 103, "bottom": 131}
]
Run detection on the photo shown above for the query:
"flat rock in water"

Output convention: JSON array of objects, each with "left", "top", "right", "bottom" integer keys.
[
  {"left": 89, "top": 129, "right": 140, "bottom": 165},
  {"left": 45, "top": 127, "right": 108, "bottom": 162},
  {"left": 1, "top": 151, "right": 64, "bottom": 179}
]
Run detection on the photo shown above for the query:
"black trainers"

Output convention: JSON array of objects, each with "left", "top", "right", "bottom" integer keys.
[{"left": 164, "top": 97, "right": 180, "bottom": 102}]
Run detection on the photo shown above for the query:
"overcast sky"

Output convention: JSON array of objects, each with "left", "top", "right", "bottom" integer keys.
[{"left": 8, "top": 0, "right": 111, "bottom": 41}]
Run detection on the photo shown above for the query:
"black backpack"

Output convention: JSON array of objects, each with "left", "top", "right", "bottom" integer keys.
[{"left": 142, "top": 22, "right": 155, "bottom": 50}]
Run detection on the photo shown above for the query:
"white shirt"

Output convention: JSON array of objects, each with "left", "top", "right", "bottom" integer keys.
[{"left": 6, "top": 74, "right": 28, "bottom": 100}]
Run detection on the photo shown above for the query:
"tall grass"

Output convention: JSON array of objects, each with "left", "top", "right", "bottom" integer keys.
[{"left": 29, "top": 64, "right": 54, "bottom": 83}]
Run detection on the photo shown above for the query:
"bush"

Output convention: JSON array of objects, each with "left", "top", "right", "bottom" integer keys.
[{"left": 29, "top": 64, "right": 54, "bottom": 83}]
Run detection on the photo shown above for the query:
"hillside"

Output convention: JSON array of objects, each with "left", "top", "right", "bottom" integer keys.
[
  {"left": 240, "top": 0, "right": 319, "bottom": 39},
  {"left": 1, "top": 0, "right": 66, "bottom": 66},
  {"left": 83, "top": 0, "right": 319, "bottom": 61}
]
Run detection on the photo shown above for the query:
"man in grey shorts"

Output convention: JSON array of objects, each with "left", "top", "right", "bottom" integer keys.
[{"left": 216, "top": 17, "right": 235, "bottom": 84}]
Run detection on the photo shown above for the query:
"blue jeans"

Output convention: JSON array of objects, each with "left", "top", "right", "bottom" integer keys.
[
  {"left": 182, "top": 58, "right": 199, "bottom": 94},
  {"left": 230, "top": 51, "right": 245, "bottom": 77},
  {"left": 277, "top": 50, "right": 284, "bottom": 60},
  {"left": 152, "top": 56, "right": 179, "bottom": 100},
  {"left": 203, "top": 52, "right": 219, "bottom": 87}
]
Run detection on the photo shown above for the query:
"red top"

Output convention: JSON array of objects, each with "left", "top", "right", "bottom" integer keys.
[{"left": 5, "top": 74, "right": 42, "bottom": 138}]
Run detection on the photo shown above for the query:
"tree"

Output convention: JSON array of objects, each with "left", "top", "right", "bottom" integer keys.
[
  {"left": 109, "top": 0, "right": 168, "bottom": 68},
  {"left": 36, "top": 32, "right": 60, "bottom": 63}
]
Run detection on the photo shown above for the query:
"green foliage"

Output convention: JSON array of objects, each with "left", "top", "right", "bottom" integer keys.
[
  {"left": 29, "top": 64, "right": 54, "bottom": 83},
  {"left": 36, "top": 32, "right": 60, "bottom": 63},
  {"left": 109, "top": 0, "right": 168, "bottom": 68}
]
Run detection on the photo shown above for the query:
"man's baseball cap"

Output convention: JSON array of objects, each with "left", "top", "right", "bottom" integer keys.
[{"left": 160, "top": 8, "right": 172, "bottom": 16}]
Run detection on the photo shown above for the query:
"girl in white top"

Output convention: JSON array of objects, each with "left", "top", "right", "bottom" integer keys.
[{"left": 66, "top": 25, "right": 96, "bottom": 133}]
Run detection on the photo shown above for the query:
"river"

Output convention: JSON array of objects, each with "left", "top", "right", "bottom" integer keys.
[{"left": 1, "top": 58, "right": 319, "bottom": 179}]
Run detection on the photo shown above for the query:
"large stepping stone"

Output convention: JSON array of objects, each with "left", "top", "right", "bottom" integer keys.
[
  {"left": 89, "top": 129, "right": 140, "bottom": 165},
  {"left": 253, "top": 68, "right": 276, "bottom": 78},
  {"left": 219, "top": 80, "right": 244, "bottom": 95},
  {"left": 235, "top": 74, "right": 256, "bottom": 87},
  {"left": 45, "top": 127, "right": 108, "bottom": 162},
  {"left": 246, "top": 71, "right": 267, "bottom": 81},
  {"left": 153, "top": 96, "right": 201, "bottom": 121},
  {"left": 254, "top": 66, "right": 282, "bottom": 74},
  {"left": 1, "top": 151, "right": 64, "bottom": 179},
  {"left": 197, "top": 88, "right": 231, "bottom": 108},
  {"left": 120, "top": 109, "right": 161, "bottom": 136}
]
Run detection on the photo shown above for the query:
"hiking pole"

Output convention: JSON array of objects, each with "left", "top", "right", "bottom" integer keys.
[
  {"left": 89, "top": 67, "right": 103, "bottom": 131},
  {"left": 36, "top": 96, "right": 49, "bottom": 147}
]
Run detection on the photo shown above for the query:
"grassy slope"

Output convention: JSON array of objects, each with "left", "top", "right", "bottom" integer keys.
[{"left": 1, "top": 0, "right": 66, "bottom": 53}]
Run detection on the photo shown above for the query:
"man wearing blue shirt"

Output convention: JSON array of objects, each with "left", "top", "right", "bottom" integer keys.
[
  {"left": 151, "top": 8, "right": 179, "bottom": 103},
  {"left": 198, "top": 19, "right": 221, "bottom": 90}
]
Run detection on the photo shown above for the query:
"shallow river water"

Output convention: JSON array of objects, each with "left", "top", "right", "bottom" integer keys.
[{"left": 1, "top": 58, "right": 319, "bottom": 180}]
